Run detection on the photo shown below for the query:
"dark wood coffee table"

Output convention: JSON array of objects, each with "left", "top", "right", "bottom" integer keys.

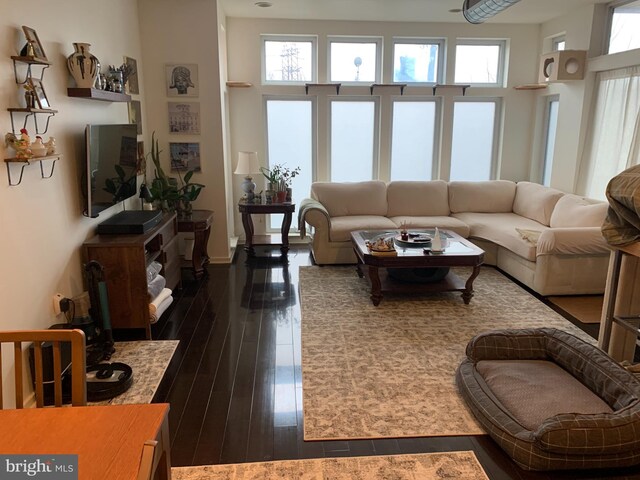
[{"left": 350, "top": 229, "right": 485, "bottom": 306}]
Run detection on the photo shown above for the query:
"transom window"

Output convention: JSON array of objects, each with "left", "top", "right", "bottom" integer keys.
[
  {"left": 454, "top": 39, "right": 506, "bottom": 86},
  {"left": 607, "top": 0, "right": 640, "bottom": 54},
  {"left": 328, "top": 37, "right": 382, "bottom": 83},
  {"left": 552, "top": 35, "right": 566, "bottom": 51},
  {"left": 262, "top": 35, "right": 316, "bottom": 83},
  {"left": 392, "top": 38, "right": 445, "bottom": 84}
]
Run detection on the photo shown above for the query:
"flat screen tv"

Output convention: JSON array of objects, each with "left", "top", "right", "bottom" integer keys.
[{"left": 84, "top": 124, "right": 138, "bottom": 218}]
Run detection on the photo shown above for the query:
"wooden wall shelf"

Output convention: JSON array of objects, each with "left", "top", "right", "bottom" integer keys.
[
  {"left": 4, "top": 154, "right": 61, "bottom": 186},
  {"left": 370, "top": 83, "right": 407, "bottom": 95},
  {"left": 305, "top": 83, "right": 342, "bottom": 95},
  {"left": 514, "top": 84, "right": 548, "bottom": 90},
  {"left": 67, "top": 88, "right": 132, "bottom": 102},
  {"left": 226, "top": 81, "right": 253, "bottom": 88},
  {"left": 432, "top": 84, "right": 470, "bottom": 96}
]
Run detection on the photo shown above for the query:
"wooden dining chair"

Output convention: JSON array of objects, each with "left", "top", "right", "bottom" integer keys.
[{"left": 0, "top": 329, "right": 87, "bottom": 408}]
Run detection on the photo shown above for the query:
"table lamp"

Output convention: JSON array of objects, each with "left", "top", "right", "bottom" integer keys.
[{"left": 234, "top": 151, "right": 260, "bottom": 202}]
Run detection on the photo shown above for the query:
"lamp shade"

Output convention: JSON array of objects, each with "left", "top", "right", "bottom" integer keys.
[
  {"left": 462, "top": 0, "right": 522, "bottom": 24},
  {"left": 234, "top": 151, "right": 260, "bottom": 175}
]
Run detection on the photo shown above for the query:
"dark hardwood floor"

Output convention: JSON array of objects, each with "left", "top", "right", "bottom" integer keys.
[{"left": 148, "top": 245, "right": 640, "bottom": 479}]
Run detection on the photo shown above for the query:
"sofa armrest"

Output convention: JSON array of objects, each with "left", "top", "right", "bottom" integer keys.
[
  {"left": 298, "top": 198, "right": 331, "bottom": 239},
  {"left": 536, "top": 227, "right": 610, "bottom": 256}
]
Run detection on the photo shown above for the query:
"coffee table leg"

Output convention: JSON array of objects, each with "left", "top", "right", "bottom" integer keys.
[
  {"left": 355, "top": 256, "right": 364, "bottom": 278},
  {"left": 368, "top": 265, "right": 383, "bottom": 306},
  {"left": 462, "top": 265, "right": 481, "bottom": 304}
]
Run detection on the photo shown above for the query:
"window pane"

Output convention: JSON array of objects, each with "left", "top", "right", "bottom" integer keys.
[
  {"left": 450, "top": 102, "right": 496, "bottom": 181},
  {"left": 390, "top": 102, "right": 436, "bottom": 181},
  {"left": 393, "top": 43, "right": 439, "bottom": 83},
  {"left": 331, "top": 101, "right": 375, "bottom": 182},
  {"left": 608, "top": 1, "right": 640, "bottom": 54},
  {"left": 330, "top": 43, "right": 377, "bottom": 82},
  {"left": 455, "top": 44, "right": 500, "bottom": 84},
  {"left": 266, "top": 100, "right": 313, "bottom": 230},
  {"left": 542, "top": 100, "right": 559, "bottom": 186},
  {"left": 265, "top": 41, "right": 313, "bottom": 82},
  {"left": 553, "top": 39, "right": 566, "bottom": 51}
]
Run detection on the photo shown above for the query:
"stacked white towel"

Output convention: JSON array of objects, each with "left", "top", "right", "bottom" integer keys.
[
  {"left": 149, "top": 288, "right": 173, "bottom": 324},
  {"left": 147, "top": 274, "right": 166, "bottom": 300}
]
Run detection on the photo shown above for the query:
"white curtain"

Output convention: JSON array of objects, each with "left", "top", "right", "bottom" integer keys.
[{"left": 578, "top": 66, "right": 640, "bottom": 200}]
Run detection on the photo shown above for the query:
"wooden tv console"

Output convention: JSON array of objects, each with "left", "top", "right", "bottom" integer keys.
[{"left": 83, "top": 213, "right": 181, "bottom": 339}]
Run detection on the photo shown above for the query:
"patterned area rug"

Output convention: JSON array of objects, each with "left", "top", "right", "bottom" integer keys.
[
  {"left": 172, "top": 451, "right": 488, "bottom": 479},
  {"left": 300, "top": 266, "right": 595, "bottom": 440},
  {"left": 90, "top": 340, "right": 178, "bottom": 405}
]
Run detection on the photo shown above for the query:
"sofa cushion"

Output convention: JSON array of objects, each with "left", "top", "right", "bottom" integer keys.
[
  {"left": 452, "top": 212, "right": 548, "bottom": 261},
  {"left": 329, "top": 215, "right": 398, "bottom": 242},
  {"left": 449, "top": 180, "right": 516, "bottom": 213},
  {"left": 311, "top": 181, "right": 388, "bottom": 217},
  {"left": 388, "top": 216, "right": 470, "bottom": 238},
  {"left": 387, "top": 181, "right": 450, "bottom": 217},
  {"left": 550, "top": 194, "right": 608, "bottom": 228},
  {"left": 513, "top": 182, "right": 564, "bottom": 226}
]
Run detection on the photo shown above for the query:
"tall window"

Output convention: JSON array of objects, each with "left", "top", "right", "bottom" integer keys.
[
  {"left": 266, "top": 98, "right": 314, "bottom": 229},
  {"left": 541, "top": 96, "right": 560, "bottom": 186},
  {"left": 454, "top": 40, "right": 506, "bottom": 86},
  {"left": 330, "top": 99, "right": 378, "bottom": 181},
  {"left": 608, "top": 0, "right": 640, "bottom": 54},
  {"left": 262, "top": 36, "right": 316, "bottom": 83},
  {"left": 392, "top": 39, "right": 445, "bottom": 83},
  {"left": 450, "top": 100, "right": 499, "bottom": 181},
  {"left": 390, "top": 100, "right": 438, "bottom": 181},
  {"left": 329, "top": 37, "right": 381, "bottom": 83}
]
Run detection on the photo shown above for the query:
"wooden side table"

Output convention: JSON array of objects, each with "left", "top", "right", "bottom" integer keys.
[
  {"left": 177, "top": 209, "right": 214, "bottom": 279},
  {"left": 238, "top": 202, "right": 296, "bottom": 256}
]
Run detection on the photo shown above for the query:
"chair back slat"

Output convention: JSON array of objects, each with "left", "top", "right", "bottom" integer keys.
[
  {"left": 33, "top": 343, "right": 44, "bottom": 408},
  {"left": 13, "top": 342, "right": 23, "bottom": 409},
  {"left": 0, "top": 330, "right": 86, "bottom": 409},
  {"left": 52, "top": 341, "right": 62, "bottom": 407}
]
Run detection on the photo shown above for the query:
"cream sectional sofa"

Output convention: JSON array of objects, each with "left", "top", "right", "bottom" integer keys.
[{"left": 299, "top": 180, "right": 610, "bottom": 296}]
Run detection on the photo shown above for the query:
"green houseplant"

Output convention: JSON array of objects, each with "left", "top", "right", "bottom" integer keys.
[
  {"left": 260, "top": 163, "right": 300, "bottom": 203},
  {"left": 148, "top": 132, "right": 205, "bottom": 216}
]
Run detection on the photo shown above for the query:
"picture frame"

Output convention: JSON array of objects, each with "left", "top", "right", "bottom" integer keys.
[
  {"left": 28, "top": 78, "right": 50, "bottom": 109},
  {"left": 21, "top": 26, "right": 47, "bottom": 61},
  {"left": 168, "top": 102, "right": 200, "bottom": 134},
  {"left": 128, "top": 100, "right": 143, "bottom": 135},
  {"left": 123, "top": 56, "right": 139, "bottom": 95},
  {"left": 165, "top": 63, "right": 199, "bottom": 97},
  {"left": 169, "top": 142, "right": 201, "bottom": 172}
]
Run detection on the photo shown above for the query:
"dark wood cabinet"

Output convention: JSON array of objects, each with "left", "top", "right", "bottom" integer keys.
[{"left": 83, "top": 213, "right": 181, "bottom": 339}]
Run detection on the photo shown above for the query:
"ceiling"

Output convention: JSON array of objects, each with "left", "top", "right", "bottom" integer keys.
[{"left": 219, "top": 0, "right": 608, "bottom": 24}]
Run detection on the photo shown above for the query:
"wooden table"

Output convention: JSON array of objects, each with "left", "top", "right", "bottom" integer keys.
[
  {"left": 351, "top": 229, "right": 484, "bottom": 306},
  {"left": 0, "top": 403, "right": 171, "bottom": 480},
  {"left": 238, "top": 202, "right": 296, "bottom": 257},
  {"left": 177, "top": 209, "right": 214, "bottom": 279}
]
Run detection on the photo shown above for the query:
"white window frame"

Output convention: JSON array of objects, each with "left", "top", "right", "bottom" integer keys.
[
  {"left": 327, "top": 36, "right": 383, "bottom": 84},
  {"left": 261, "top": 34, "right": 318, "bottom": 85},
  {"left": 540, "top": 95, "right": 559, "bottom": 186},
  {"left": 391, "top": 37, "right": 446, "bottom": 84},
  {"left": 450, "top": 97, "right": 502, "bottom": 180},
  {"left": 552, "top": 35, "right": 566, "bottom": 51},
  {"left": 328, "top": 96, "right": 381, "bottom": 181},
  {"left": 389, "top": 97, "right": 442, "bottom": 180},
  {"left": 454, "top": 39, "right": 507, "bottom": 87}
]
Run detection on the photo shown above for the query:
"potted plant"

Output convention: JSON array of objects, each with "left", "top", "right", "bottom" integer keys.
[
  {"left": 260, "top": 163, "right": 300, "bottom": 203},
  {"left": 148, "top": 132, "right": 205, "bottom": 216}
]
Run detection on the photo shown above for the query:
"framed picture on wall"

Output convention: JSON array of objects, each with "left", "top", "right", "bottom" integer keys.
[
  {"left": 27, "top": 78, "right": 50, "bottom": 109},
  {"left": 165, "top": 63, "right": 199, "bottom": 97},
  {"left": 170, "top": 142, "right": 201, "bottom": 172},
  {"left": 128, "top": 100, "right": 143, "bottom": 135},
  {"left": 123, "top": 56, "right": 139, "bottom": 94},
  {"left": 21, "top": 26, "right": 47, "bottom": 61},
  {"left": 168, "top": 102, "right": 200, "bottom": 134}
]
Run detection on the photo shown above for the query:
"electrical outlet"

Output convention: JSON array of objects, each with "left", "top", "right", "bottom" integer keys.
[{"left": 53, "top": 293, "right": 65, "bottom": 315}]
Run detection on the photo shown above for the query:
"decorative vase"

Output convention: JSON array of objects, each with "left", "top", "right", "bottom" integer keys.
[
  {"left": 177, "top": 199, "right": 193, "bottom": 218},
  {"left": 276, "top": 190, "right": 287, "bottom": 204},
  {"left": 67, "top": 43, "right": 99, "bottom": 88}
]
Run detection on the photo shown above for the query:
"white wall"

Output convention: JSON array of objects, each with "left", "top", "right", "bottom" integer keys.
[
  {"left": 138, "top": 0, "right": 231, "bottom": 264},
  {"left": 225, "top": 18, "right": 541, "bottom": 237},
  {"left": 0, "top": 0, "right": 146, "bottom": 406}
]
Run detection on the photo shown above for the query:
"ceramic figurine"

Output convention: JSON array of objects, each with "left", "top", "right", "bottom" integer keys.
[
  {"left": 5, "top": 129, "right": 33, "bottom": 159},
  {"left": 44, "top": 136, "right": 56, "bottom": 155},
  {"left": 30, "top": 136, "right": 47, "bottom": 157}
]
